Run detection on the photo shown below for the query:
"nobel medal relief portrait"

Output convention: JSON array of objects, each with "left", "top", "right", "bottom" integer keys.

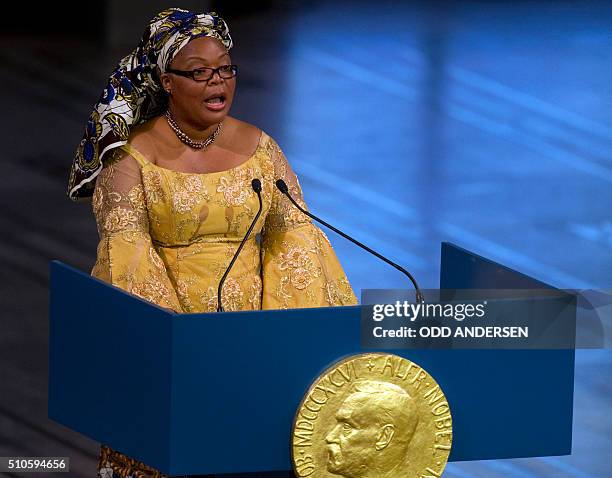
[
  {"left": 292, "top": 353, "right": 452, "bottom": 478},
  {"left": 67, "top": 7, "right": 357, "bottom": 478}
]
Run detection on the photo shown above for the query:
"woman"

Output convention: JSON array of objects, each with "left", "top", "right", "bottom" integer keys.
[{"left": 67, "top": 8, "right": 357, "bottom": 478}]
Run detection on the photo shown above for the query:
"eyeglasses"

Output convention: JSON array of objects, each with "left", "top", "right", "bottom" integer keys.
[{"left": 166, "top": 64, "right": 238, "bottom": 82}]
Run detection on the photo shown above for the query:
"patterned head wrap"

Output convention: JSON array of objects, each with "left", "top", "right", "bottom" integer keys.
[{"left": 67, "top": 8, "right": 233, "bottom": 201}]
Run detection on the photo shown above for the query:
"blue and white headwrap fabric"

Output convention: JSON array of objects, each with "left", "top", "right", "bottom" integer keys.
[{"left": 67, "top": 8, "right": 233, "bottom": 201}]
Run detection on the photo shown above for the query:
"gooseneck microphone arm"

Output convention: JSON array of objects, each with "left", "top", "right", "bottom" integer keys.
[
  {"left": 274, "top": 179, "right": 424, "bottom": 304},
  {"left": 217, "top": 179, "right": 263, "bottom": 312}
]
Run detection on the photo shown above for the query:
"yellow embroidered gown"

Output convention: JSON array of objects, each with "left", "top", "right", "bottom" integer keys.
[{"left": 90, "top": 130, "right": 357, "bottom": 478}]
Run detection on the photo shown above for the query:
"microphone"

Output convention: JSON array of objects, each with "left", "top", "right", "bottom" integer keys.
[
  {"left": 217, "top": 179, "right": 263, "bottom": 312},
  {"left": 274, "top": 179, "right": 424, "bottom": 304}
]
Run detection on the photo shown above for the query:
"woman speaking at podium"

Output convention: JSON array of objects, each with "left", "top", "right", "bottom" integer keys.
[{"left": 66, "top": 8, "right": 357, "bottom": 478}]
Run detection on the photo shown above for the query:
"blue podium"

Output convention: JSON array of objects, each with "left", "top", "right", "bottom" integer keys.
[{"left": 48, "top": 242, "right": 575, "bottom": 476}]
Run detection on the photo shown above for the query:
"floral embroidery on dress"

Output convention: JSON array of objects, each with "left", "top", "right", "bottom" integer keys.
[
  {"left": 148, "top": 245, "right": 165, "bottom": 270},
  {"left": 278, "top": 242, "right": 321, "bottom": 291},
  {"left": 198, "top": 277, "right": 245, "bottom": 311},
  {"left": 248, "top": 274, "right": 263, "bottom": 308},
  {"left": 172, "top": 175, "right": 208, "bottom": 213},
  {"left": 121, "top": 229, "right": 144, "bottom": 244},
  {"left": 274, "top": 276, "right": 293, "bottom": 308},
  {"left": 93, "top": 184, "right": 104, "bottom": 214},
  {"left": 221, "top": 277, "right": 244, "bottom": 310},
  {"left": 119, "top": 272, "right": 176, "bottom": 310},
  {"left": 216, "top": 168, "right": 252, "bottom": 206},
  {"left": 176, "top": 276, "right": 197, "bottom": 312},
  {"left": 284, "top": 203, "right": 310, "bottom": 228},
  {"left": 127, "top": 184, "right": 146, "bottom": 212},
  {"left": 142, "top": 170, "right": 165, "bottom": 203},
  {"left": 103, "top": 207, "right": 140, "bottom": 234},
  {"left": 199, "top": 286, "right": 218, "bottom": 312}
]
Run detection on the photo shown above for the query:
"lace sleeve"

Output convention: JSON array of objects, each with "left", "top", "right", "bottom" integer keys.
[
  {"left": 90, "top": 151, "right": 183, "bottom": 312},
  {"left": 261, "top": 137, "right": 357, "bottom": 309}
]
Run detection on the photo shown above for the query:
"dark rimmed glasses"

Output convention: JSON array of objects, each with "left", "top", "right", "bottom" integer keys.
[{"left": 166, "top": 64, "right": 238, "bottom": 82}]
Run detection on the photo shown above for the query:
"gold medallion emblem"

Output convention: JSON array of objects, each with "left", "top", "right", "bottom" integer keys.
[{"left": 291, "top": 353, "right": 452, "bottom": 478}]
